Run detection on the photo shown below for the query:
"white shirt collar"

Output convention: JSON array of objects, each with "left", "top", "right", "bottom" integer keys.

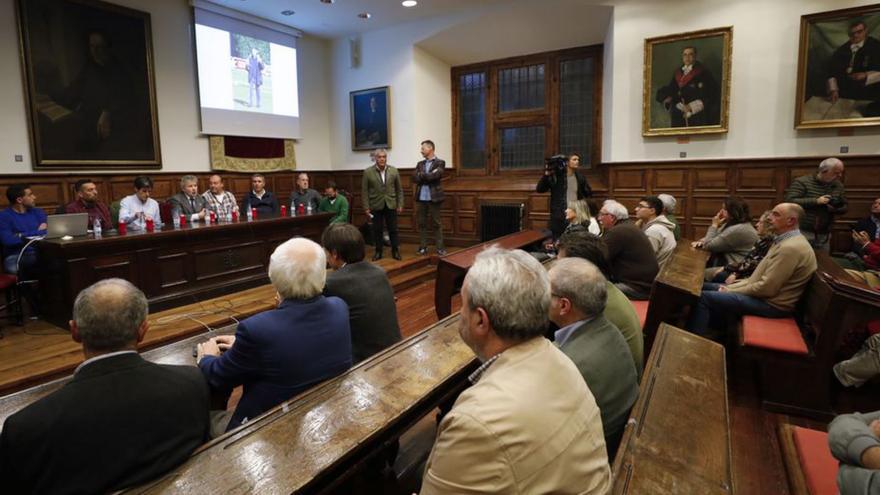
[
  {"left": 75, "top": 350, "right": 138, "bottom": 374},
  {"left": 852, "top": 41, "right": 865, "bottom": 51}
]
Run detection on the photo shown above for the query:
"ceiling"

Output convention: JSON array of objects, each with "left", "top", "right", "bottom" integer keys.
[{"left": 205, "top": 0, "right": 517, "bottom": 39}]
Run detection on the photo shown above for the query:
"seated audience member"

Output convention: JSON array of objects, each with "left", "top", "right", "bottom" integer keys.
[
  {"left": 828, "top": 411, "right": 880, "bottom": 494},
  {"left": 693, "top": 197, "right": 758, "bottom": 267},
  {"left": 548, "top": 257, "right": 639, "bottom": 459},
  {"left": 706, "top": 210, "right": 774, "bottom": 283},
  {"left": 834, "top": 324, "right": 880, "bottom": 387},
  {"left": 119, "top": 176, "right": 160, "bottom": 230},
  {"left": 290, "top": 173, "right": 321, "bottom": 212},
  {"left": 420, "top": 248, "right": 610, "bottom": 494},
  {"left": 197, "top": 237, "right": 352, "bottom": 433},
  {"left": 242, "top": 173, "right": 279, "bottom": 217},
  {"left": 563, "top": 199, "right": 600, "bottom": 236},
  {"left": 318, "top": 182, "right": 350, "bottom": 224},
  {"left": 0, "top": 278, "right": 210, "bottom": 494},
  {"left": 322, "top": 223, "right": 401, "bottom": 363},
  {"left": 201, "top": 174, "right": 239, "bottom": 219},
  {"left": 64, "top": 179, "right": 111, "bottom": 230},
  {"left": 852, "top": 197, "right": 880, "bottom": 252},
  {"left": 845, "top": 221, "right": 880, "bottom": 274},
  {"left": 598, "top": 199, "right": 660, "bottom": 300},
  {"left": 0, "top": 184, "right": 47, "bottom": 275},
  {"left": 658, "top": 193, "right": 681, "bottom": 240},
  {"left": 635, "top": 195, "right": 676, "bottom": 269},
  {"left": 557, "top": 230, "right": 644, "bottom": 378},
  {"left": 168, "top": 175, "right": 208, "bottom": 223},
  {"left": 687, "top": 203, "right": 817, "bottom": 337}
]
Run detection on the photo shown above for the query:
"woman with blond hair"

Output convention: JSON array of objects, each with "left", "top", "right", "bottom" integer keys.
[{"left": 563, "top": 199, "right": 600, "bottom": 236}]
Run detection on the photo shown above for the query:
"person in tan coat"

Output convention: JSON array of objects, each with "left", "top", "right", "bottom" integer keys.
[
  {"left": 420, "top": 247, "right": 610, "bottom": 495},
  {"left": 687, "top": 202, "right": 817, "bottom": 337}
]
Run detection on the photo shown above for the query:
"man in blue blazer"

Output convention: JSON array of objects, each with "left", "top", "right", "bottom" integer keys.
[{"left": 197, "top": 237, "right": 352, "bottom": 433}]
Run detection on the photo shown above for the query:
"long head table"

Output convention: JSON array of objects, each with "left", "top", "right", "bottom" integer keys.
[{"left": 38, "top": 213, "right": 332, "bottom": 327}]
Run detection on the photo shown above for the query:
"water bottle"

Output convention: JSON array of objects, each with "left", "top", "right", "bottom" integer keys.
[
  {"left": 306, "top": 204, "right": 313, "bottom": 215},
  {"left": 226, "top": 211, "right": 232, "bottom": 223},
  {"left": 246, "top": 207, "right": 253, "bottom": 221},
  {"left": 93, "top": 218, "right": 102, "bottom": 237},
  {"left": 291, "top": 201, "right": 297, "bottom": 217},
  {"left": 172, "top": 208, "right": 181, "bottom": 229}
]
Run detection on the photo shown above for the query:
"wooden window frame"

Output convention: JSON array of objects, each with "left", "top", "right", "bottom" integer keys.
[{"left": 452, "top": 45, "right": 603, "bottom": 177}]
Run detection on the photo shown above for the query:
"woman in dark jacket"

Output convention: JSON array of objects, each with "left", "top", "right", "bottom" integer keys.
[{"left": 536, "top": 152, "right": 592, "bottom": 238}]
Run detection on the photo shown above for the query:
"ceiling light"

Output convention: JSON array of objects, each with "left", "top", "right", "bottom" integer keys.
[
  {"left": 358, "top": 12, "right": 371, "bottom": 19},
  {"left": 320, "top": 0, "right": 334, "bottom": 3},
  {"left": 402, "top": 0, "right": 418, "bottom": 6},
  {"left": 281, "top": 10, "right": 295, "bottom": 15}
]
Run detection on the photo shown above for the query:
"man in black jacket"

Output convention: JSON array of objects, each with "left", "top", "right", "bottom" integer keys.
[
  {"left": 536, "top": 152, "right": 592, "bottom": 238},
  {"left": 0, "top": 278, "right": 211, "bottom": 494},
  {"left": 322, "top": 223, "right": 402, "bottom": 363},
  {"left": 242, "top": 173, "right": 280, "bottom": 218}
]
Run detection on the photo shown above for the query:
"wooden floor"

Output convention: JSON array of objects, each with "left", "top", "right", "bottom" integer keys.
[{"left": 0, "top": 243, "right": 448, "bottom": 395}]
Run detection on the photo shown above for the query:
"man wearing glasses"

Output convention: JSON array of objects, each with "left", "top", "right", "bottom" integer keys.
[{"left": 827, "top": 20, "right": 880, "bottom": 117}]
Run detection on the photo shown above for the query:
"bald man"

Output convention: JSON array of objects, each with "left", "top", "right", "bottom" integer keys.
[{"left": 687, "top": 203, "right": 817, "bottom": 337}]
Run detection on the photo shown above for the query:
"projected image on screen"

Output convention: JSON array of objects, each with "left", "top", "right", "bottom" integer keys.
[{"left": 230, "top": 34, "right": 272, "bottom": 112}]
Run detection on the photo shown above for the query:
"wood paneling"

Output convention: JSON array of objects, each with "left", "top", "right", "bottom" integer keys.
[
  {"left": 693, "top": 168, "right": 729, "bottom": 189},
  {"left": 653, "top": 169, "right": 687, "bottom": 190}
]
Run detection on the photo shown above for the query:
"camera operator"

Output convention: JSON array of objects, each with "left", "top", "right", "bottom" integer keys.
[
  {"left": 784, "top": 157, "right": 847, "bottom": 252},
  {"left": 536, "top": 153, "right": 592, "bottom": 238}
]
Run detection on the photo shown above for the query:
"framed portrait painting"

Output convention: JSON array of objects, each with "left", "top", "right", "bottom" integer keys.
[
  {"left": 17, "top": 0, "right": 161, "bottom": 169},
  {"left": 795, "top": 4, "right": 880, "bottom": 129},
  {"left": 350, "top": 86, "right": 391, "bottom": 151},
  {"left": 642, "top": 27, "right": 733, "bottom": 136}
]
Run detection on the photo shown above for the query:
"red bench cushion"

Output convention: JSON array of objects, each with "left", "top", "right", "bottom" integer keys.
[
  {"left": 792, "top": 426, "right": 838, "bottom": 495},
  {"left": 631, "top": 300, "right": 649, "bottom": 328},
  {"left": 741, "top": 316, "right": 809, "bottom": 355}
]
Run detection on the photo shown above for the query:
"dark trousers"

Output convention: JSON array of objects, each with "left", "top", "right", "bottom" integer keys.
[
  {"left": 372, "top": 207, "right": 399, "bottom": 253},
  {"left": 417, "top": 201, "right": 444, "bottom": 250}
]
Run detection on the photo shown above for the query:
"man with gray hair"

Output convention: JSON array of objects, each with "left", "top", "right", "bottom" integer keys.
[
  {"left": 688, "top": 203, "right": 817, "bottom": 337},
  {"left": 168, "top": 174, "right": 208, "bottom": 222},
  {"left": 548, "top": 257, "right": 639, "bottom": 459},
  {"left": 0, "top": 279, "right": 210, "bottom": 494},
  {"left": 290, "top": 172, "right": 321, "bottom": 213},
  {"left": 784, "top": 157, "right": 847, "bottom": 251},
  {"left": 421, "top": 247, "right": 610, "bottom": 494},
  {"left": 197, "top": 237, "right": 352, "bottom": 433},
  {"left": 596, "top": 199, "right": 659, "bottom": 300}
]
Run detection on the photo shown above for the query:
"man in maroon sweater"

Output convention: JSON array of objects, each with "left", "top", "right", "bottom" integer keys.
[{"left": 64, "top": 179, "right": 111, "bottom": 230}]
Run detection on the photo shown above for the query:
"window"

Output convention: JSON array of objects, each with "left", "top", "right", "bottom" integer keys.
[{"left": 452, "top": 46, "right": 602, "bottom": 175}]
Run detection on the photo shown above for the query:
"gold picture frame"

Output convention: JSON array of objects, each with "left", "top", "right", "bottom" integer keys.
[
  {"left": 17, "top": 0, "right": 161, "bottom": 169},
  {"left": 642, "top": 26, "right": 732, "bottom": 137},
  {"left": 795, "top": 4, "right": 880, "bottom": 130}
]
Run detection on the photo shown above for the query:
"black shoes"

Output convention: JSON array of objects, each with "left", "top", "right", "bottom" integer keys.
[
  {"left": 417, "top": 247, "right": 428, "bottom": 256},
  {"left": 392, "top": 249, "right": 402, "bottom": 261},
  {"left": 372, "top": 251, "right": 383, "bottom": 261},
  {"left": 437, "top": 249, "right": 448, "bottom": 256}
]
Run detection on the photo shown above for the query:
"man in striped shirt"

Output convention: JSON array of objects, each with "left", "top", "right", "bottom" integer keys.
[{"left": 784, "top": 157, "right": 847, "bottom": 252}]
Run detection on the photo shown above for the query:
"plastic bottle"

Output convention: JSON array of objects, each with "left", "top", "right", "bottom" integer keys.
[
  {"left": 247, "top": 207, "right": 253, "bottom": 221},
  {"left": 306, "top": 204, "right": 313, "bottom": 215},
  {"left": 291, "top": 201, "right": 297, "bottom": 217},
  {"left": 93, "top": 218, "right": 102, "bottom": 237}
]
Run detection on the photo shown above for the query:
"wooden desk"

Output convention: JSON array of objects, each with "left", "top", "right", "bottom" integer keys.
[
  {"left": 0, "top": 325, "right": 236, "bottom": 430},
  {"left": 612, "top": 323, "right": 733, "bottom": 494},
  {"left": 434, "top": 229, "right": 547, "bottom": 319},
  {"left": 126, "top": 313, "right": 476, "bottom": 494},
  {"left": 642, "top": 240, "right": 710, "bottom": 359},
  {"left": 38, "top": 214, "right": 331, "bottom": 327}
]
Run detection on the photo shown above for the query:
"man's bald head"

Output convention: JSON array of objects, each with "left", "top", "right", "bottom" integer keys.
[
  {"left": 72, "top": 279, "right": 148, "bottom": 353},
  {"left": 770, "top": 202, "right": 804, "bottom": 234}
]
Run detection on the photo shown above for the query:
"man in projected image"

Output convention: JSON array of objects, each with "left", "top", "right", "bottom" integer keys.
[{"left": 247, "top": 48, "right": 265, "bottom": 108}]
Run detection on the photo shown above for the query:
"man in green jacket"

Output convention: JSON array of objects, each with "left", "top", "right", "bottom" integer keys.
[
  {"left": 362, "top": 149, "right": 403, "bottom": 260},
  {"left": 318, "top": 182, "right": 349, "bottom": 224},
  {"left": 784, "top": 157, "right": 847, "bottom": 252}
]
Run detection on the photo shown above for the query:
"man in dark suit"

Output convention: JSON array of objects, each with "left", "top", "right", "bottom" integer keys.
[
  {"left": 168, "top": 174, "right": 208, "bottom": 223},
  {"left": 197, "top": 237, "right": 352, "bottom": 433},
  {"left": 827, "top": 20, "right": 880, "bottom": 116},
  {"left": 242, "top": 173, "right": 280, "bottom": 218},
  {"left": 322, "top": 223, "right": 402, "bottom": 363},
  {"left": 0, "top": 278, "right": 210, "bottom": 494},
  {"left": 655, "top": 46, "right": 719, "bottom": 127},
  {"left": 362, "top": 148, "right": 404, "bottom": 260},
  {"left": 413, "top": 139, "right": 447, "bottom": 256}
]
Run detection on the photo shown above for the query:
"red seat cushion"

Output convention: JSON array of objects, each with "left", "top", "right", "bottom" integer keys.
[
  {"left": 792, "top": 426, "right": 838, "bottom": 495},
  {"left": 631, "top": 300, "right": 649, "bottom": 328},
  {"left": 0, "top": 273, "right": 17, "bottom": 290},
  {"left": 742, "top": 315, "right": 808, "bottom": 355}
]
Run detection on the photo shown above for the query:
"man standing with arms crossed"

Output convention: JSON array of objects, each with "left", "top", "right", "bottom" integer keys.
[{"left": 413, "top": 140, "right": 446, "bottom": 256}]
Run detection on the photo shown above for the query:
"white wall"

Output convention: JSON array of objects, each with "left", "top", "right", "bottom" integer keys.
[
  {"left": 605, "top": 0, "right": 880, "bottom": 162},
  {"left": 0, "top": 0, "right": 332, "bottom": 173}
]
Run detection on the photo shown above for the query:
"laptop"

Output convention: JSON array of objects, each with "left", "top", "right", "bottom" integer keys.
[{"left": 46, "top": 213, "right": 89, "bottom": 239}]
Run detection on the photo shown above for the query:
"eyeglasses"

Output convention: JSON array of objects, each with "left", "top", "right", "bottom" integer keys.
[{"left": 635, "top": 204, "right": 650, "bottom": 209}]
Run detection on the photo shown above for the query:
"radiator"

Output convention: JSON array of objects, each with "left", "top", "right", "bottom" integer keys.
[{"left": 480, "top": 203, "right": 524, "bottom": 242}]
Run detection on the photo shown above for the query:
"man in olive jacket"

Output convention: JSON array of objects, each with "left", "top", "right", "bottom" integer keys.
[{"left": 362, "top": 148, "right": 404, "bottom": 260}]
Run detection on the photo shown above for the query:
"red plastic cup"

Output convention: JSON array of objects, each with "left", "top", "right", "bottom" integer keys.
[
  {"left": 179, "top": 214, "right": 186, "bottom": 226},
  {"left": 210, "top": 211, "right": 216, "bottom": 224},
  {"left": 145, "top": 218, "right": 155, "bottom": 232},
  {"left": 231, "top": 210, "right": 238, "bottom": 222},
  {"left": 297, "top": 203, "right": 305, "bottom": 216},
  {"left": 252, "top": 207, "right": 258, "bottom": 220},
  {"left": 280, "top": 205, "right": 287, "bottom": 217},
  {"left": 117, "top": 221, "right": 127, "bottom": 235}
]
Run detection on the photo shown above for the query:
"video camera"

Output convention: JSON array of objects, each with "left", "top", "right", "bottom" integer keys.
[{"left": 544, "top": 154, "right": 567, "bottom": 173}]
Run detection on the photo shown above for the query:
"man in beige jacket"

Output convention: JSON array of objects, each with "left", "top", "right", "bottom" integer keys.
[
  {"left": 687, "top": 202, "right": 817, "bottom": 337},
  {"left": 420, "top": 247, "right": 610, "bottom": 495}
]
